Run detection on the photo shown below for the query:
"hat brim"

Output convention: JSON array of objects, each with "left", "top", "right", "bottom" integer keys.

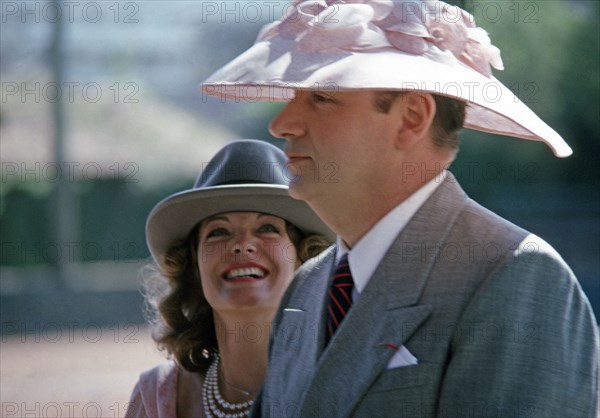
[
  {"left": 201, "top": 40, "right": 572, "bottom": 157},
  {"left": 146, "top": 184, "right": 334, "bottom": 268}
]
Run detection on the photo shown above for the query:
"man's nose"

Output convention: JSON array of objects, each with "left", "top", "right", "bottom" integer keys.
[{"left": 268, "top": 99, "right": 304, "bottom": 140}]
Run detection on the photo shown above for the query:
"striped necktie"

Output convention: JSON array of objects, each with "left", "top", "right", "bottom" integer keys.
[{"left": 325, "top": 253, "right": 354, "bottom": 345}]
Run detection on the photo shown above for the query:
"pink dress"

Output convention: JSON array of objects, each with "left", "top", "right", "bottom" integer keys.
[{"left": 125, "top": 361, "right": 179, "bottom": 417}]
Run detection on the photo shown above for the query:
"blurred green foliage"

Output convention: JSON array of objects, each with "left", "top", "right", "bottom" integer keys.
[
  {"left": 0, "top": 179, "right": 188, "bottom": 265},
  {"left": 454, "top": 0, "right": 599, "bottom": 190}
]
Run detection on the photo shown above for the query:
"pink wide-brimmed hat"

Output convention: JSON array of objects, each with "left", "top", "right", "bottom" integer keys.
[{"left": 201, "top": 0, "right": 571, "bottom": 157}]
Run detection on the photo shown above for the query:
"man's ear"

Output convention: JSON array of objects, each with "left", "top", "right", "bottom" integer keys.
[{"left": 393, "top": 93, "right": 436, "bottom": 150}]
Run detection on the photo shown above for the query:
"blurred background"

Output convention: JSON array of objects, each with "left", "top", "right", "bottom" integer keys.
[{"left": 1, "top": 1, "right": 598, "bottom": 416}]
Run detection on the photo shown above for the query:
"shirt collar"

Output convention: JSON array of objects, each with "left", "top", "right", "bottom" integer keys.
[{"left": 336, "top": 171, "right": 447, "bottom": 295}]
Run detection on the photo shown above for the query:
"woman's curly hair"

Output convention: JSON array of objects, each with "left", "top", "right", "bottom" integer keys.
[{"left": 142, "top": 221, "right": 331, "bottom": 373}]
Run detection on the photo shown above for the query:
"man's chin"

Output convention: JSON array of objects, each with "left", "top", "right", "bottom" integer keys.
[{"left": 288, "top": 178, "right": 315, "bottom": 201}]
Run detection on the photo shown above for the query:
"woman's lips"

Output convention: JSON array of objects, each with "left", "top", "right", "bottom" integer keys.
[{"left": 222, "top": 264, "right": 268, "bottom": 281}]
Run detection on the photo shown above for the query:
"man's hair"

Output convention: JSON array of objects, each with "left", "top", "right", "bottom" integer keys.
[{"left": 373, "top": 91, "right": 466, "bottom": 151}]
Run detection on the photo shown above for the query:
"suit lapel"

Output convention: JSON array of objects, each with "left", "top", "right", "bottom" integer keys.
[
  {"left": 300, "top": 174, "right": 469, "bottom": 417},
  {"left": 264, "top": 247, "right": 336, "bottom": 409}
]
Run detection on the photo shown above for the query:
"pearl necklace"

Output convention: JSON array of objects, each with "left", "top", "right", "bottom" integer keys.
[{"left": 202, "top": 354, "right": 254, "bottom": 418}]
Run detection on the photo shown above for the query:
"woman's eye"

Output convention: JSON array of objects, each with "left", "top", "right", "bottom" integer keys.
[
  {"left": 206, "top": 228, "right": 229, "bottom": 239},
  {"left": 258, "top": 224, "right": 280, "bottom": 234}
]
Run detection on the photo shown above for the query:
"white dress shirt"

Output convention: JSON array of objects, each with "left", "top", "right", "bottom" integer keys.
[
  {"left": 336, "top": 170, "right": 447, "bottom": 298},
  {"left": 335, "top": 171, "right": 446, "bottom": 368}
]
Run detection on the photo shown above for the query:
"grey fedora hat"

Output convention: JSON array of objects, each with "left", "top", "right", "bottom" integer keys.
[{"left": 146, "top": 139, "right": 334, "bottom": 268}]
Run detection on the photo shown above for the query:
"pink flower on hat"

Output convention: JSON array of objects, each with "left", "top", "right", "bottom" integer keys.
[
  {"left": 423, "top": 2, "right": 504, "bottom": 77},
  {"left": 378, "top": 1, "right": 431, "bottom": 55},
  {"left": 460, "top": 27, "right": 504, "bottom": 77},
  {"left": 259, "top": 1, "right": 391, "bottom": 52},
  {"left": 257, "top": 0, "right": 503, "bottom": 78}
]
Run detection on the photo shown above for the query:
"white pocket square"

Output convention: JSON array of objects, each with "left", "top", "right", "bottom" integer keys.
[{"left": 386, "top": 345, "right": 418, "bottom": 369}]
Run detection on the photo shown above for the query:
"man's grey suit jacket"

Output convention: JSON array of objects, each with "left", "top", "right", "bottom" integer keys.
[{"left": 256, "top": 174, "right": 599, "bottom": 417}]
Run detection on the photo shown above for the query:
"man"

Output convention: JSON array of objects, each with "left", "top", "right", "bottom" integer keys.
[{"left": 202, "top": 1, "right": 599, "bottom": 416}]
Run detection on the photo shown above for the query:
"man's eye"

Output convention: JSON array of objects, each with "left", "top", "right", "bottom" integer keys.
[
  {"left": 258, "top": 224, "right": 280, "bottom": 234},
  {"left": 313, "top": 92, "right": 335, "bottom": 104}
]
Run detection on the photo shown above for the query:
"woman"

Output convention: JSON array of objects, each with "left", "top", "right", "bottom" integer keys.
[{"left": 126, "top": 140, "right": 333, "bottom": 418}]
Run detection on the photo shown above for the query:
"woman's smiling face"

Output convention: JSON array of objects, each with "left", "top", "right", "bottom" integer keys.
[{"left": 197, "top": 212, "right": 298, "bottom": 315}]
